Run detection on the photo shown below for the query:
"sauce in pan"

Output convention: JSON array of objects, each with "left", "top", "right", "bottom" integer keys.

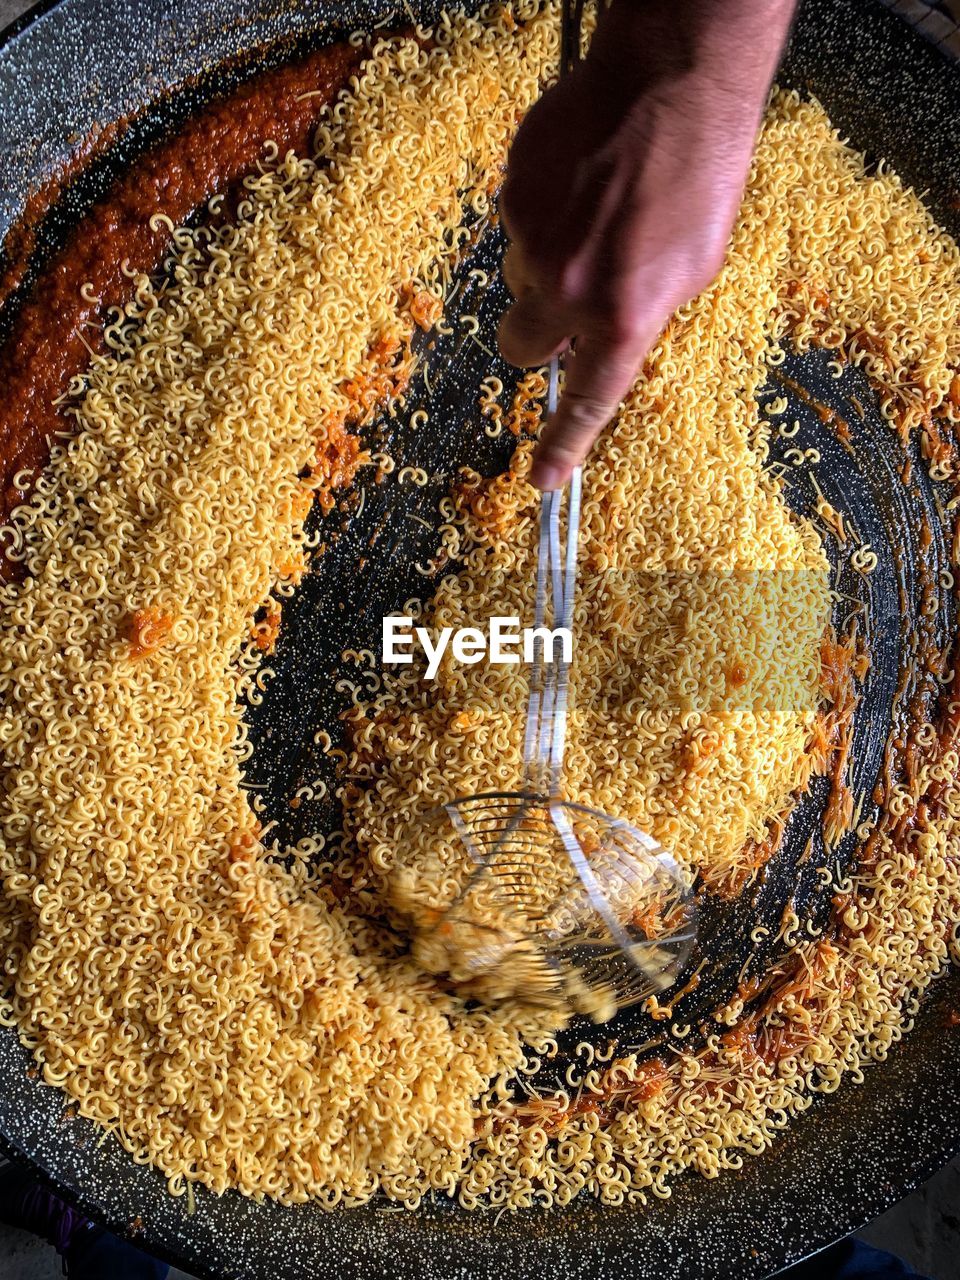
[{"left": 0, "top": 41, "right": 359, "bottom": 547}]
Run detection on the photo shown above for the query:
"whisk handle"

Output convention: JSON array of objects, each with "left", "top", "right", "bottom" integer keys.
[{"left": 521, "top": 357, "right": 581, "bottom": 795}]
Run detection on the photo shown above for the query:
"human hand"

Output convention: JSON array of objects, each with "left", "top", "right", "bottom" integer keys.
[{"left": 498, "top": 0, "right": 797, "bottom": 489}]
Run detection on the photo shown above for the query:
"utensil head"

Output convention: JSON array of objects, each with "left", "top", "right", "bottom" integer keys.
[{"left": 411, "top": 791, "right": 697, "bottom": 1021}]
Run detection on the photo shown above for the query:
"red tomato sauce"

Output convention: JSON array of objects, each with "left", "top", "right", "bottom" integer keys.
[{"left": 0, "top": 41, "right": 360, "bottom": 548}]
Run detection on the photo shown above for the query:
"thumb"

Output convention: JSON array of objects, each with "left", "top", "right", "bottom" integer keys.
[
  {"left": 529, "top": 330, "right": 650, "bottom": 489},
  {"left": 498, "top": 288, "right": 570, "bottom": 370}
]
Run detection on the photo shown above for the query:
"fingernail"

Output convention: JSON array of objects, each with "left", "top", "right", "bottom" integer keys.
[{"left": 531, "top": 459, "right": 564, "bottom": 491}]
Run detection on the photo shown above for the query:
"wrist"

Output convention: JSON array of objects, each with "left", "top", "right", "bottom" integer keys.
[{"left": 586, "top": 0, "right": 797, "bottom": 105}]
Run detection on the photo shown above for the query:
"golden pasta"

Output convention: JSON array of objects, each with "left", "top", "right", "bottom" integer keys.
[{"left": 0, "top": 1, "right": 958, "bottom": 1217}]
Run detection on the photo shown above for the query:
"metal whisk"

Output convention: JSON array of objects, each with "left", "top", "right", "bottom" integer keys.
[
  {"left": 399, "top": 0, "right": 696, "bottom": 1020},
  {"left": 410, "top": 362, "right": 697, "bottom": 1021}
]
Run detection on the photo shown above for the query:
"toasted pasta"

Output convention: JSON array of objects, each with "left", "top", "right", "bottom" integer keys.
[{"left": 0, "top": 1, "right": 958, "bottom": 1217}]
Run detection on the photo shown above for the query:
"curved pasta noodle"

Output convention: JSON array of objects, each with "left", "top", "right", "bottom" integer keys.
[{"left": 0, "top": 4, "right": 958, "bottom": 1219}]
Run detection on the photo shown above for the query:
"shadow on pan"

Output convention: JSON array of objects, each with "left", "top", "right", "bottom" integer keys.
[{"left": 0, "top": 1, "right": 960, "bottom": 1279}]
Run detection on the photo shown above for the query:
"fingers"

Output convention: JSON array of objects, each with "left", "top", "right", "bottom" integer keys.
[
  {"left": 499, "top": 243, "right": 569, "bottom": 367},
  {"left": 529, "top": 331, "right": 648, "bottom": 490},
  {"left": 500, "top": 243, "right": 530, "bottom": 300},
  {"left": 498, "top": 288, "right": 570, "bottom": 369}
]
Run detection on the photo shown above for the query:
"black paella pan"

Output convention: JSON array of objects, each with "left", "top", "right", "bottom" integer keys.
[{"left": 1, "top": 0, "right": 960, "bottom": 1276}]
